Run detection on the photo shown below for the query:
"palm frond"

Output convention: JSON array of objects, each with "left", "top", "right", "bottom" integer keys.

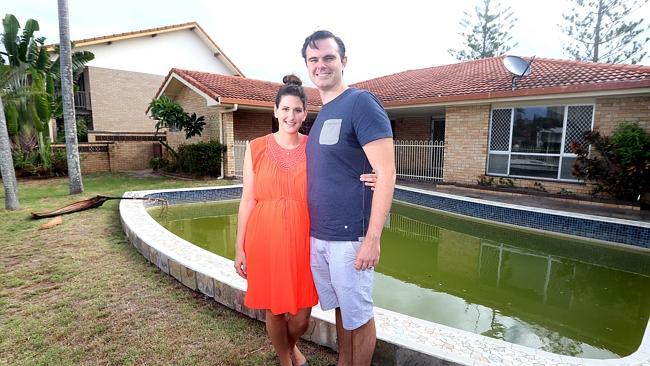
[
  {"left": 2, "top": 14, "right": 20, "bottom": 66},
  {"left": 0, "top": 63, "right": 28, "bottom": 95},
  {"left": 50, "top": 49, "right": 94, "bottom": 81}
]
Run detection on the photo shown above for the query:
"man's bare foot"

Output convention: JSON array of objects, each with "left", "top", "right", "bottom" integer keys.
[{"left": 291, "top": 345, "right": 308, "bottom": 366}]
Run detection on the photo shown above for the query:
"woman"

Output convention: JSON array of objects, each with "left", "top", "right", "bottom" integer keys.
[
  {"left": 234, "top": 74, "right": 315, "bottom": 366},
  {"left": 234, "top": 75, "right": 375, "bottom": 366}
]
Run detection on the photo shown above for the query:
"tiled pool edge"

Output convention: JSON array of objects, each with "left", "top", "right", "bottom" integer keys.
[
  {"left": 119, "top": 185, "right": 650, "bottom": 366},
  {"left": 395, "top": 186, "right": 650, "bottom": 249}
]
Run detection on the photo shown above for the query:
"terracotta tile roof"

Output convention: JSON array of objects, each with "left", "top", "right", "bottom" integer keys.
[
  {"left": 162, "top": 57, "right": 650, "bottom": 111},
  {"left": 167, "top": 69, "right": 322, "bottom": 110},
  {"left": 352, "top": 56, "right": 650, "bottom": 107}
]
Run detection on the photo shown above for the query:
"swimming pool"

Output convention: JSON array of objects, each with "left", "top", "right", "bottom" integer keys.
[{"left": 120, "top": 185, "right": 650, "bottom": 366}]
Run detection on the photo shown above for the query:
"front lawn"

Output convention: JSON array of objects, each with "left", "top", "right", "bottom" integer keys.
[{"left": 0, "top": 172, "right": 336, "bottom": 365}]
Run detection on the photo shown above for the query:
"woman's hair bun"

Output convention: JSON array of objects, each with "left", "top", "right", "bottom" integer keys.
[{"left": 282, "top": 74, "right": 302, "bottom": 86}]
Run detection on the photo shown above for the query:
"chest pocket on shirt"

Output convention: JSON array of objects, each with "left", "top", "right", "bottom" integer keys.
[{"left": 319, "top": 119, "right": 342, "bottom": 145}]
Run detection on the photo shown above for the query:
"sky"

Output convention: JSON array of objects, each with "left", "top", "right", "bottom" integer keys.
[{"left": 7, "top": 0, "right": 650, "bottom": 86}]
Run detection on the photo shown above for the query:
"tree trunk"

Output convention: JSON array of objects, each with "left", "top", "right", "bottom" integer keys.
[
  {"left": 592, "top": 0, "right": 604, "bottom": 62},
  {"left": 57, "top": 0, "right": 84, "bottom": 194},
  {"left": 481, "top": 0, "right": 489, "bottom": 56},
  {"left": 0, "top": 95, "right": 20, "bottom": 210}
]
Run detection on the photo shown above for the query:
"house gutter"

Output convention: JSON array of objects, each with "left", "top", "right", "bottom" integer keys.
[{"left": 218, "top": 104, "right": 238, "bottom": 179}]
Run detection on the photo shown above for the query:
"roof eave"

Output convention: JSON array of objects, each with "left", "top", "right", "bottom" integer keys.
[
  {"left": 46, "top": 22, "right": 198, "bottom": 52},
  {"left": 148, "top": 70, "right": 221, "bottom": 114},
  {"left": 382, "top": 81, "right": 650, "bottom": 108},
  {"left": 191, "top": 24, "right": 245, "bottom": 77},
  {"left": 219, "top": 97, "right": 320, "bottom": 112}
]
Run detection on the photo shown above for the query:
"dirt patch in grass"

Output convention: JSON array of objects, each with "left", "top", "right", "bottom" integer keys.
[{"left": 1, "top": 173, "right": 336, "bottom": 365}]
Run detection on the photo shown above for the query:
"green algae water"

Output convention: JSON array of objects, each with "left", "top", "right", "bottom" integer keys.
[{"left": 151, "top": 200, "right": 650, "bottom": 359}]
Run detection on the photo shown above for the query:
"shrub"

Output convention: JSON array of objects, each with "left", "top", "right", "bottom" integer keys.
[
  {"left": 149, "top": 157, "right": 169, "bottom": 171},
  {"left": 148, "top": 96, "right": 206, "bottom": 159},
  {"left": 13, "top": 149, "right": 40, "bottom": 176},
  {"left": 50, "top": 148, "right": 68, "bottom": 175},
  {"left": 571, "top": 122, "right": 649, "bottom": 201},
  {"left": 13, "top": 147, "right": 67, "bottom": 177},
  {"left": 176, "top": 141, "right": 226, "bottom": 177},
  {"left": 533, "top": 182, "right": 547, "bottom": 192},
  {"left": 477, "top": 174, "right": 494, "bottom": 186},
  {"left": 559, "top": 188, "right": 575, "bottom": 196},
  {"left": 497, "top": 177, "right": 515, "bottom": 188},
  {"left": 55, "top": 117, "right": 89, "bottom": 143}
]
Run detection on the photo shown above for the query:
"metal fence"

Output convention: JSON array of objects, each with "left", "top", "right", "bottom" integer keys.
[
  {"left": 394, "top": 140, "right": 444, "bottom": 181},
  {"left": 233, "top": 140, "right": 249, "bottom": 177},
  {"left": 232, "top": 139, "right": 445, "bottom": 181},
  {"left": 385, "top": 212, "right": 440, "bottom": 242}
]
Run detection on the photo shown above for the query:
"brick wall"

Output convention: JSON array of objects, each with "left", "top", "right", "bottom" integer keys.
[
  {"left": 54, "top": 142, "right": 156, "bottom": 173},
  {"left": 78, "top": 147, "right": 111, "bottom": 173},
  {"left": 594, "top": 95, "right": 650, "bottom": 135},
  {"left": 234, "top": 110, "right": 273, "bottom": 141},
  {"left": 167, "top": 85, "right": 221, "bottom": 149},
  {"left": 88, "top": 66, "right": 164, "bottom": 132},
  {"left": 108, "top": 142, "right": 156, "bottom": 171},
  {"left": 443, "top": 105, "right": 491, "bottom": 185},
  {"left": 394, "top": 116, "right": 431, "bottom": 140},
  {"left": 88, "top": 131, "right": 162, "bottom": 143}
]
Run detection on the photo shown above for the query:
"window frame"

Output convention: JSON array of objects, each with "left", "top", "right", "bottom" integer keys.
[{"left": 486, "top": 103, "right": 595, "bottom": 182}]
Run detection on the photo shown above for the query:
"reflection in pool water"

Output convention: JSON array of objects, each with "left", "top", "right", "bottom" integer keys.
[{"left": 152, "top": 201, "right": 650, "bottom": 359}]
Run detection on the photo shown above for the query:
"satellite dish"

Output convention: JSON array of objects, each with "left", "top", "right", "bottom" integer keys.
[{"left": 503, "top": 55, "right": 535, "bottom": 90}]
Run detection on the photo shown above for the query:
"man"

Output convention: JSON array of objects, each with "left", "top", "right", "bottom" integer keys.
[{"left": 303, "top": 30, "right": 396, "bottom": 366}]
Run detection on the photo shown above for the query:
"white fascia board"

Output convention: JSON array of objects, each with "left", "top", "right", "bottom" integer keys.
[
  {"left": 384, "top": 88, "right": 650, "bottom": 110},
  {"left": 158, "top": 72, "right": 220, "bottom": 106}
]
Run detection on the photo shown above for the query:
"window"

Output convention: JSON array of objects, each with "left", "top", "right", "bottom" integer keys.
[{"left": 487, "top": 105, "right": 593, "bottom": 181}]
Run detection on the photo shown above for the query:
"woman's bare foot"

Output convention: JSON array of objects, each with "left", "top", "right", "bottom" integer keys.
[{"left": 291, "top": 345, "right": 308, "bottom": 366}]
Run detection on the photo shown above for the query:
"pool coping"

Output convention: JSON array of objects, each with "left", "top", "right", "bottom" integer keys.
[{"left": 119, "top": 184, "right": 650, "bottom": 366}]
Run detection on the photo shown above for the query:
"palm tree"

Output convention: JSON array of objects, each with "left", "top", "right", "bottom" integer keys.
[
  {"left": 0, "top": 42, "right": 25, "bottom": 210},
  {"left": 57, "top": 0, "right": 84, "bottom": 194},
  {"left": 0, "top": 94, "right": 20, "bottom": 210},
  {"left": 1, "top": 14, "right": 94, "bottom": 172},
  {"left": 2, "top": 15, "right": 55, "bottom": 167}
]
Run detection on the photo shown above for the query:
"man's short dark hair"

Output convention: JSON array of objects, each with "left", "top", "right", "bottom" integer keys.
[{"left": 301, "top": 30, "right": 346, "bottom": 61}]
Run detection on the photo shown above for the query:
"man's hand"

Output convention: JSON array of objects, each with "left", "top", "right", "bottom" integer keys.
[
  {"left": 359, "top": 171, "right": 377, "bottom": 191},
  {"left": 355, "top": 237, "right": 380, "bottom": 270}
]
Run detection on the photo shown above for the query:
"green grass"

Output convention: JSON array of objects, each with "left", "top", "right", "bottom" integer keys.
[{"left": 0, "top": 172, "right": 336, "bottom": 366}]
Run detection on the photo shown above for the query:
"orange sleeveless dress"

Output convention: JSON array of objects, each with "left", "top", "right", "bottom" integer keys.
[{"left": 243, "top": 133, "right": 318, "bottom": 315}]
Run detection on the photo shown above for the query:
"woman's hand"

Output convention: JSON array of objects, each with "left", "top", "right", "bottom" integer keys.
[
  {"left": 360, "top": 171, "right": 378, "bottom": 190},
  {"left": 234, "top": 249, "right": 247, "bottom": 279}
]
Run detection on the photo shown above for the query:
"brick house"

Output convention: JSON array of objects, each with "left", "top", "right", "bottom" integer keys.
[
  {"left": 154, "top": 69, "right": 322, "bottom": 177},
  {"left": 157, "top": 57, "right": 650, "bottom": 195},
  {"left": 47, "top": 22, "right": 243, "bottom": 140},
  {"left": 354, "top": 57, "right": 650, "bottom": 194}
]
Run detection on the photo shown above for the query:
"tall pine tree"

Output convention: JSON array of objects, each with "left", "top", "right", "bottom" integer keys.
[
  {"left": 561, "top": 0, "right": 649, "bottom": 64},
  {"left": 448, "top": 0, "right": 518, "bottom": 60}
]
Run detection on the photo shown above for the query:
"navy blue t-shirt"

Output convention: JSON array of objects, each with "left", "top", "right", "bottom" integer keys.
[{"left": 307, "top": 88, "right": 393, "bottom": 241}]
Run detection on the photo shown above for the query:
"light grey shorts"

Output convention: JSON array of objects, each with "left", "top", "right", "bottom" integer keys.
[{"left": 310, "top": 237, "right": 374, "bottom": 330}]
